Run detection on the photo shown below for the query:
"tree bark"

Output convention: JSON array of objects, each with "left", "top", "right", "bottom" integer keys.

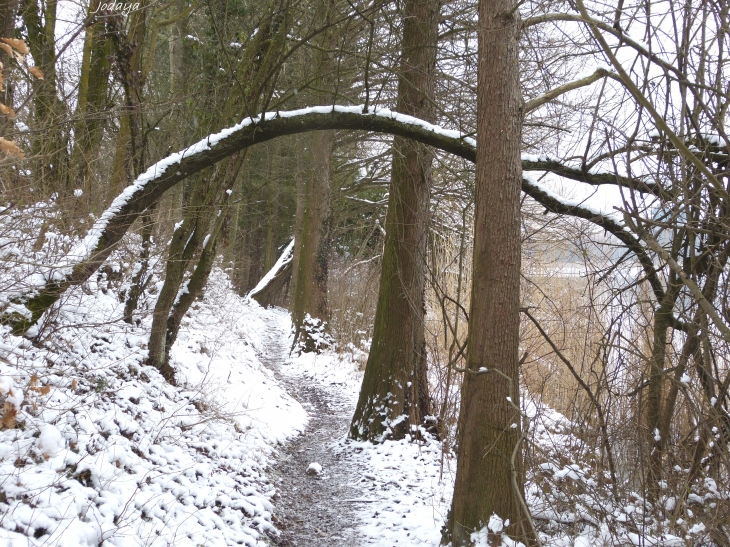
[
  {"left": 350, "top": 0, "right": 438, "bottom": 442},
  {"left": 68, "top": 1, "right": 112, "bottom": 196},
  {"left": 0, "top": 0, "right": 20, "bottom": 138},
  {"left": 445, "top": 0, "right": 527, "bottom": 543},
  {"left": 290, "top": 129, "right": 334, "bottom": 352}
]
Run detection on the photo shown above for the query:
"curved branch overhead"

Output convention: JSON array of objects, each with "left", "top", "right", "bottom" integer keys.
[{"left": 1, "top": 105, "right": 659, "bottom": 333}]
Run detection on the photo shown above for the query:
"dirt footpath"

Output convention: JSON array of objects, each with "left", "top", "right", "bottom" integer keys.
[{"left": 260, "top": 327, "right": 364, "bottom": 546}]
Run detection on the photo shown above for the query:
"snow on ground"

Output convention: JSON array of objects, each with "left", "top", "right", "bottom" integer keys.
[
  {"left": 279, "top": 336, "right": 725, "bottom": 547},
  {"left": 1, "top": 203, "right": 724, "bottom": 546},
  {"left": 0, "top": 267, "right": 306, "bottom": 546},
  {"left": 278, "top": 343, "right": 361, "bottom": 406},
  {"left": 347, "top": 435, "right": 454, "bottom": 546},
  {"left": 278, "top": 341, "right": 454, "bottom": 546},
  {"left": 170, "top": 270, "right": 307, "bottom": 446}
]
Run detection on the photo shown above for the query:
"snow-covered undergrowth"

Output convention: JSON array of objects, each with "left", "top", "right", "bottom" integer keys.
[
  {"left": 0, "top": 202, "right": 73, "bottom": 317},
  {"left": 2, "top": 204, "right": 724, "bottom": 547},
  {"left": 0, "top": 261, "right": 306, "bottom": 546},
  {"left": 524, "top": 397, "right": 728, "bottom": 547}
]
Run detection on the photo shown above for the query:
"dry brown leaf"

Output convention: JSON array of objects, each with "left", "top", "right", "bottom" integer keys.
[
  {"left": 28, "top": 65, "right": 43, "bottom": 80},
  {"left": 29, "top": 374, "right": 41, "bottom": 392},
  {"left": 71, "top": 379, "right": 77, "bottom": 391},
  {"left": 13, "top": 51, "right": 24, "bottom": 64},
  {"left": 0, "top": 137, "right": 24, "bottom": 159},
  {"left": 0, "top": 103, "right": 14, "bottom": 117},
  {"left": 1, "top": 38, "right": 29, "bottom": 54},
  {"left": 1, "top": 401, "right": 17, "bottom": 429},
  {"left": 0, "top": 73, "right": 4, "bottom": 92},
  {"left": 39, "top": 385, "right": 51, "bottom": 395},
  {"left": 0, "top": 43, "right": 12, "bottom": 58}
]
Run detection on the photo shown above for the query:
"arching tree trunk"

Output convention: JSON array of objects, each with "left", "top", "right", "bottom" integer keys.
[
  {"left": 350, "top": 0, "right": 439, "bottom": 441},
  {"left": 2, "top": 106, "right": 638, "bottom": 335},
  {"left": 445, "top": 0, "right": 527, "bottom": 543}
]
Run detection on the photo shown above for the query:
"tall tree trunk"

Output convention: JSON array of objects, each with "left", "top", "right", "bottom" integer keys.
[
  {"left": 164, "top": 191, "right": 231, "bottom": 364},
  {"left": 445, "top": 0, "right": 527, "bottom": 543},
  {"left": 289, "top": 0, "right": 340, "bottom": 352},
  {"left": 247, "top": 219, "right": 266, "bottom": 293},
  {"left": 289, "top": 147, "right": 305, "bottom": 301},
  {"left": 22, "top": 0, "right": 67, "bottom": 196},
  {"left": 168, "top": 0, "right": 186, "bottom": 101},
  {"left": 0, "top": 0, "right": 20, "bottom": 138},
  {"left": 123, "top": 207, "right": 155, "bottom": 323},
  {"left": 290, "top": 129, "right": 334, "bottom": 351},
  {"left": 645, "top": 286, "right": 679, "bottom": 499},
  {"left": 233, "top": 199, "right": 253, "bottom": 295},
  {"left": 147, "top": 178, "right": 209, "bottom": 380},
  {"left": 264, "top": 147, "right": 280, "bottom": 271},
  {"left": 350, "top": 0, "right": 438, "bottom": 442},
  {"left": 107, "top": 5, "right": 147, "bottom": 197},
  {"left": 68, "top": 1, "right": 112, "bottom": 197},
  {"left": 147, "top": 3, "right": 290, "bottom": 375}
]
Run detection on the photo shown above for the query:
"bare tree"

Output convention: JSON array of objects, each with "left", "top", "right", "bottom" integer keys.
[{"left": 350, "top": 0, "right": 439, "bottom": 441}]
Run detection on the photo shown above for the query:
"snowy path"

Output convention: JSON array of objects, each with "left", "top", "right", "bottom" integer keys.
[{"left": 259, "top": 324, "right": 363, "bottom": 546}]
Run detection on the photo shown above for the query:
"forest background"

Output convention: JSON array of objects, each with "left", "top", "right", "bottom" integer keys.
[{"left": 0, "top": 0, "right": 729, "bottom": 544}]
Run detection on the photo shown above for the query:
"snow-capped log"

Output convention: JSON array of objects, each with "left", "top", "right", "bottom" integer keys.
[
  {"left": 2, "top": 105, "right": 657, "bottom": 334},
  {"left": 248, "top": 239, "right": 295, "bottom": 307}
]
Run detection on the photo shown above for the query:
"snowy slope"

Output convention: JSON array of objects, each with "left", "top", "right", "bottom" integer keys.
[
  {"left": 0, "top": 268, "right": 306, "bottom": 547},
  {"left": 1, "top": 203, "right": 723, "bottom": 546}
]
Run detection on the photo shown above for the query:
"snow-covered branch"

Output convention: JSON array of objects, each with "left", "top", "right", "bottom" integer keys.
[
  {"left": 1, "top": 105, "right": 657, "bottom": 333},
  {"left": 521, "top": 174, "right": 667, "bottom": 304}
]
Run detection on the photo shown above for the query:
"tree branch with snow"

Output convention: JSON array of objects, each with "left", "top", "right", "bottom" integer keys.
[{"left": 1, "top": 105, "right": 659, "bottom": 333}]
